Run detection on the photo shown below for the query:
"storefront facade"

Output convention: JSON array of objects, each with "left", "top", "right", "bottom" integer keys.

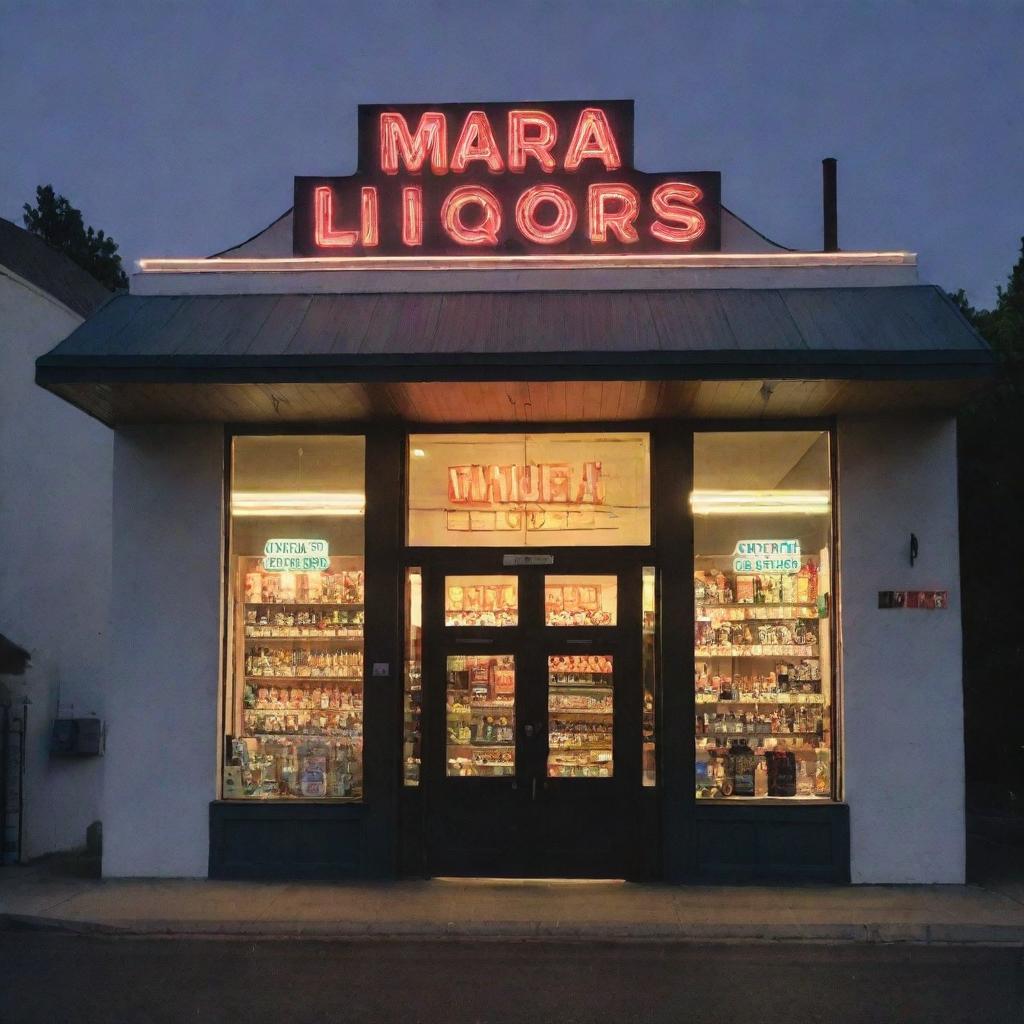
[{"left": 36, "top": 101, "right": 992, "bottom": 883}]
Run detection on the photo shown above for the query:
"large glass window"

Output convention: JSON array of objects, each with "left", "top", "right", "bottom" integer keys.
[
  {"left": 692, "top": 431, "right": 834, "bottom": 800},
  {"left": 547, "top": 655, "right": 614, "bottom": 777},
  {"left": 544, "top": 575, "right": 617, "bottom": 626},
  {"left": 642, "top": 566, "right": 657, "bottom": 786},
  {"left": 408, "top": 433, "right": 650, "bottom": 547},
  {"left": 225, "top": 435, "right": 365, "bottom": 801},
  {"left": 446, "top": 655, "right": 516, "bottom": 776},
  {"left": 403, "top": 567, "right": 422, "bottom": 785},
  {"left": 445, "top": 575, "right": 518, "bottom": 626}
]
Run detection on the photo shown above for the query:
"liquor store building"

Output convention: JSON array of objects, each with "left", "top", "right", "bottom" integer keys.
[{"left": 35, "top": 102, "right": 992, "bottom": 884}]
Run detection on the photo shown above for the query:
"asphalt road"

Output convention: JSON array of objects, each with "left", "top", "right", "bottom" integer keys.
[{"left": 0, "top": 932, "right": 1020, "bottom": 1024}]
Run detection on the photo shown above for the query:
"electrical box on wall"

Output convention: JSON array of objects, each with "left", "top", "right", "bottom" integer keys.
[{"left": 50, "top": 717, "right": 105, "bottom": 757}]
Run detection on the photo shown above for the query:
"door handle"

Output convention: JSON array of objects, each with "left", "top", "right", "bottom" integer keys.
[
  {"left": 523, "top": 722, "right": 536, "bottom": 739},
  {"left": 532, "top": 777, "right": 537, "bottom": 802}
]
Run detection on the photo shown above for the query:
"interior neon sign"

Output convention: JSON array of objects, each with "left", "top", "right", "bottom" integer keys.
[
  {"left": 262, "top": 538, "right": 330, "bottom": 572},
  {"left": 733, "top": 540, "right": 802, "bottom": 574},
  {"left": 448, "top": 462, "right": 604, "bottom": 506},
  {"left": 293, "top": 100, "right": 720, "bottom": 257}
]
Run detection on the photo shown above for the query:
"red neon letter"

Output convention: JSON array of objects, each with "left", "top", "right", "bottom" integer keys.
[
  {"left": 379, "top": 112, "right": 447, "bottom": 175},
  {"left": 441, "top": 186, "right": 501, "bottom": 246},
  {"left": 450, "top": 110, "right": 504, "bottom": 173},
  {"left": 565, "top": 108, "right": 622, "bottom": 171},
  {"left": 508, "top": 110, "right": 557, "bottom": 172},
  {"left": 587, "top": 183, "right": 640, "bottom": 243},
  {"left": 313, "top": 186, "right": 377, "bottom": 248},
  {"left": 360, "top": 187, "right": 379, "bottom": 247},
  {"left": 402, "top": 186, "right": 423, "bottom": 247},
  {"left": 650, "top": 182, "right": 706, "bottom": 243},
  {"left": 314, "top": 186, "right": 359, "bottom": 248},
  {"left": 515, "top": 184, "right": 577, "bottom": 245}
]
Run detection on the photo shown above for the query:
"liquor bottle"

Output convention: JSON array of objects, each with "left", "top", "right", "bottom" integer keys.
[
  {"left": 766, "top": 750, "right": 797, "bottom": 797},
  {"left": 814, "top": 747, "right": 831, "bottom": 796},
  {"left": 796, "top": 564, "right": 810, "bottom": 604},
  {"left": 754, "top": 757, "right": 768, "bottom": 796},
  {"left": 796, "top": 758, "right": 814, "bottom": 796},
  {"left": 729, "top": 739, "right": 756, "bottom": 796}
]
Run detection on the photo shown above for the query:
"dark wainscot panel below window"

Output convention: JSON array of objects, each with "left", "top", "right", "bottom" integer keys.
[
  {"left": 209, "top": 801, "right": 366, "bottom": 880},
  {"left": 692, "top": 803, "right": 849, "bottom": 883}
]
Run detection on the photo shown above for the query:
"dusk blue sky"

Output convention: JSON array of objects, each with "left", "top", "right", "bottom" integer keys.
[{"left": 2, "top": 1, "right": 1022, "bottom": 305}]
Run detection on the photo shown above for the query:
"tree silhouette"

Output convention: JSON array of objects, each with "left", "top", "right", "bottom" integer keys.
[
  {"left": 22, "top": 184, "right": 127, "bottom": 291},
  {"left": 952, "top": 237, "right": 1024, "bottom": 820}
]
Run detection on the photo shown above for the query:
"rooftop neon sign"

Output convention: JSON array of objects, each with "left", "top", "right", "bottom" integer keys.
[{"left": 293, "top": 100, "right": 721, "bottom": 258}]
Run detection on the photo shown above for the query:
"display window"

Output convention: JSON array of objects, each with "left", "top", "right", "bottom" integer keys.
[
  {"left": 691, "top": 431, "right": 834, "bottom": 800},
  {"left": 225, "top": 435, "right": 366, "bottom": 801},
  {"left": 446, "top": 655, "right": 516, "bottom": 776},
  {"left": 407, "top": 432, "right": 651, "bottom": 547},
  {"left": 445, "top": 575, "right": 518, "bottom": 626},
  {"left": 403, "top": 568, "right": 422, "bottom": 785},
  {"left": 544, "top": 574, "right": 617, "bottom": 626},
  {"left": 547, "top": 654, "right": 614, "bottom": 777},
  {"left": 642, "top": 566, "right": 656, "bottom": 786}
]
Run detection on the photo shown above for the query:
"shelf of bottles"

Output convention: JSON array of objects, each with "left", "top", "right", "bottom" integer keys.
[
  {"left": 235, "top": 556, "right": 365, "bottom": 800},
  {"left": 694, "top": 556, "right": 831, "bottom": 799},
  {"left": 547, "top": 655, "right": 614, "bottom": 778},
  {"left": 447, "top": 654, "right": 516, "bottom": 777}
]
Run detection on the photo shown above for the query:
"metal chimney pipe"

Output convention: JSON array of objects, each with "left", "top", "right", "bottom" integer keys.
[{"left": 822, "top": 157, "right": 838, "bottom": 252}]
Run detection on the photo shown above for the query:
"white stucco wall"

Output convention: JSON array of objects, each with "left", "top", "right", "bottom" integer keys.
[
  {"left": 102, "top": 425, "right": 223, "bottom": 877},
  {"left": 0, "top": 272, "right": 112, "bottom": 860},
  {"left": 838, "top": 415, "right": 965, "bottom": 884}
]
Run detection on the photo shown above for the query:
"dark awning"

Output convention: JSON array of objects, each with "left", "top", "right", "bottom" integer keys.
[{"left": 35, "top": 285, "right": 993, "bottom": 425}]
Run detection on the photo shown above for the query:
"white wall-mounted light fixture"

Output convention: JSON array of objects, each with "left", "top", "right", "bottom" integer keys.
[
  {"left": 231, "top": 491, "right": 365, "bottom": 517},
  {"left": 689, "top": 490, "right": 831, "bottom": 516}
]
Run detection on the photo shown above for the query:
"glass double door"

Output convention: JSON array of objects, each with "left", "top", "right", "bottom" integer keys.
[{"left": 422, "top": 559, "right": 643, "bottom": 878}]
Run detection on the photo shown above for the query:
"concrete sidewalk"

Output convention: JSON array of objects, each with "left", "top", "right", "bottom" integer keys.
[{"left": 3, "top": 862, "right": 1024, "bottom": 944}]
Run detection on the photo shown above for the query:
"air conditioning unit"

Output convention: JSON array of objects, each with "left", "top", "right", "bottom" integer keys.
[{"left": 50, "top": 717, "right": 105, "bottom": 756}]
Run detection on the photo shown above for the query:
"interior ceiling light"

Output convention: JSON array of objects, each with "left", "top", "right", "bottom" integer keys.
[
  {"left": 689, "top": 490, "right": 831, "bottom": 516},
  {"left": 231, "top": 491, "right": 365, "bottom": 517}
]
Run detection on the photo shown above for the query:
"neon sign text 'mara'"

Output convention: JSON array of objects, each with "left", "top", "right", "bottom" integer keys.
[{"left": 293, "top": 100, "right": 721, "bottom": 257}]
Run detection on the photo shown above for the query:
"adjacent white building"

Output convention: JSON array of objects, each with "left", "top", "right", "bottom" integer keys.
[{"left": 0, "top": 217, "right": 112, "bottom": 861}]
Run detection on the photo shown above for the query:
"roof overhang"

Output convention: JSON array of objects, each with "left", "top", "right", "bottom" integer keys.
[{"left": 35, "top": 286, "right": 995, "bottom": 426}]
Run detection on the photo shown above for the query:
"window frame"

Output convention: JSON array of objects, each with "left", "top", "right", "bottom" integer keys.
[
  {"left": 689, "top": 423, "right": 842, "bottom": 804},
  {"left": 220, "top": 426, "right": 370, "bottom": 804}
]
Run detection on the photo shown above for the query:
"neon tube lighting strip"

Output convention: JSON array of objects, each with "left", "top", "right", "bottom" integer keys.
[
  {"left": 689, "top": 490, "right": 831, "bottom": 516},
  {"left": 137, "top": 251, "right": 916, "bottom": 274},
  {"left": 231, "top": 491, "right": 365, "bottom": 517}
]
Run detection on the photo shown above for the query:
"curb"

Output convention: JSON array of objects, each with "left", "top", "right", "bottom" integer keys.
[{"left": 4, "top": 913, "right": 1024, "bottom": 946}]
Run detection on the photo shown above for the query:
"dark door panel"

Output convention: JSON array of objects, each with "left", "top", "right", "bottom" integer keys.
[{"left": 422, "top": 558, "right": 643, "bottom": 879}]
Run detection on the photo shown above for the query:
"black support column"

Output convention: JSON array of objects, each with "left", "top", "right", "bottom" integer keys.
[
  {"left": 653, "top": 424, "right": 695, "bottom": 881},
  {"left": 361, "top": 428, "right": 405, "bottom": 877}
]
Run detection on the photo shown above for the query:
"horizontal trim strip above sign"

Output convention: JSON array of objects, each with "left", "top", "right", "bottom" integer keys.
[{"left": 137, "top": 251, "right": 917, "bottom": 273}]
